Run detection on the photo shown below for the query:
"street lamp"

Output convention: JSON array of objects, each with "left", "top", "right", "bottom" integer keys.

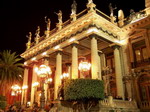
[
  {"left": 36, "top": 64, "right": 52, "bottom": 112},
  {"left": 102, "top": 66, "right": 112, "bottom": 96},
  {"left": 32, "top": 82, "right": 39, "bottom": 103},
  {"left": 11, "top": 85, "right": 21, "bottom": 104},
  {"left": 45, "top": 78, "right": 53, "bottom": 105},
  {"left": 78, "top": 60, "right": 91, "bottom": 78},
  {"left": 59, "top": 72, "right": 69, "bottom": 100},
  {"left": 22, "top": 85, "right": 28, "bottom": 105}
]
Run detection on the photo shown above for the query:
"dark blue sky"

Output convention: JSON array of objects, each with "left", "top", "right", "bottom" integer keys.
[{"left": 1, "top": 0, "right": 145, "bottom": 55}]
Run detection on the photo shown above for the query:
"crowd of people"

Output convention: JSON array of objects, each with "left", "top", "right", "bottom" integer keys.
[{"left": 0, "top": 102, "right": 56, "bottom": 112}]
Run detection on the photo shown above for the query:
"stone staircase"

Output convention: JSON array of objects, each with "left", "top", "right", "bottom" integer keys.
[{"left": 49, "top": 96, "right": 140, "bottom": 112}]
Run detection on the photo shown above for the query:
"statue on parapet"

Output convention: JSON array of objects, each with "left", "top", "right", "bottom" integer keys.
[
  {"left": 109, "top": 3, "right": 117, "bottom": 24},
  {"left": 45, "top": 16, "right": 51, "bottom": 31},
  {"left": 26, "top": 32, "right": 32, "bottom": 50},
  {"left": 35, "top": 26, "right": 40, "bottom": 44},
  {"left": 55, "top": 10, "right": 63, "bottom": 24},
  {"left": 118, "top": 9, "right": 125, "bottom": 27},
  {"left": 88, "top": 0, "right": 93, "bottom": 4},
  {"left": 109, "top": 3, "right": 117, "bottom": 17},
  {"left": 71, "top": 0, "right": 77, "bottom": 15}
]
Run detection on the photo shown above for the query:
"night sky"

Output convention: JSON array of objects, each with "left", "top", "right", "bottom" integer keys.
[{"left": 1, "top": 0, "right": 145, "bottom": 55}]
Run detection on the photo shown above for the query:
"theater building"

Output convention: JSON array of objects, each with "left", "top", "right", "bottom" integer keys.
[{"left": 21, "top": 0, "right": 150, "bottom": 111}]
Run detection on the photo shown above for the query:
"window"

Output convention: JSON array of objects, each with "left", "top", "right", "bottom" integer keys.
[
  {"left": 132, "top": 40, "right": 148, "bottom": 62},
  {"left": 106, "top": 52, "right": 115, "bottom": 70},
  {"left": 139, "top": 74, "right": 150, "bottom": 101}
]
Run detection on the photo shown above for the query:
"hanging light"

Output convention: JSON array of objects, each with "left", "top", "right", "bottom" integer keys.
[
  {"left": 45, "top": 78, "right": 53, "bottom": 83},
  {"left": 37, "top": 65, "right": 52, "bottom": 78},
  {"left": 32, "top": 82, "right": 39, "bottom": 87},
  {"left": 60, "top": 73, "right": 69, "bottom": 79},
  {"left": 78, "top": 61, "right": 91, "bottom": 72}
]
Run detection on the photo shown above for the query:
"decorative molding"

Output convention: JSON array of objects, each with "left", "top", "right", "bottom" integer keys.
[{"left": 23, "top": 24, "right": 118, "bottom": 61}]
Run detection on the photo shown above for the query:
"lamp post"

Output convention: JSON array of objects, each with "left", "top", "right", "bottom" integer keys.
[
  {"left": 22, "top": 85, "right": 28, "bottom": 105},
  {"left": 45, "top": 78, "right": 52, "bottom": 105},
  {"left": 11, "top": 85, "right": 21, "bottom": 104},
  {"left": 59, "top": 73, "right": 69, "bottom": 100},
  {"left": 78, "top": 60, "right": 91, "bottom": 78},
  {"left": 36, "top": 64, "right": 52, "bottom": 112},
  {"left": 32, "top": 82, "right": 39, "bottom": 103},
  {"left": 102, "top": 66, "right": 112, "bottom": 96}
]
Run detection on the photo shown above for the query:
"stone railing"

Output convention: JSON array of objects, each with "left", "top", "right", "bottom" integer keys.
[
  {"left": 113, "top": 99, "right": 138, "bottom": 109},
  {"left": 99, "top": 96, "right": 138, "bottom": 109},
  {"left": 99, "top": 98, "right": 110, "bottom": 107},
  {"left": 140, "top": 101, "right": 150, "bottom": 109}
]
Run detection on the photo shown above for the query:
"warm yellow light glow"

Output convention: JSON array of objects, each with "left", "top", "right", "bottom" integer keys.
[
  {"left": 37, "top": 65, "right": 52, "bottom": 78},
  {"left": 45, "top": 78, "right": 53, "bottom": 83},
  {"left": 34, "top": 67, "right": 38, "bottom": 73},
  {"left": 32, "top": 82, "right": 39, "bottom": 87},
  {"left": 61, "top": 73, "right": 69, "bottom": 79},
  {"left": 17, "top": 90, "right": 22, "bottom": 93},
  {"left": 31, "top": 57, "right": 36, "bottom": 61},
  {"left": 69, "top": 38, "right": 75, "bottom": 42},
  {"left": 42, "top": 52, "right": 47, "bottom": 56},
  {"left": 78, "top": 61, "right": 91, "bottom": 72},
  {"left": 24, "top": 62, "right": 27, "bottom": 65},
  {"left": 63, "top": 73, "right": 69, "bottom": 77},
  {"left": 22, "top": 85, "right": 28, "bottom": 90},
  {"left": 114, "top": 39, "right": 127, "bottom": 45},
  {"left": 11, "top": 85, "right": 21, "bottom": 91},
  {"left": 54, "top": 45, "right": 60, "bottom": 50},
  {"left": 87, "top": 28, "right": 99, "bottom": 33},
  {"left": 60, "top": 75, "right": 63, "bottom": 79},
  {"left": 11, "top": 91, "right": 15, "bottom": 96},
  {"left": 27, "top": 102, "right": 31, "bottom": 106}
]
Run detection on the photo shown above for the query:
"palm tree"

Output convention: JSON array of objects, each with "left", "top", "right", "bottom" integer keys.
[{"left": 0, "top": 50, "right": 23, "bottom": 95}]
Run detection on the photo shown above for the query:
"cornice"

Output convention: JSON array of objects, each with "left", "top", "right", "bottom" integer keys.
[{"left": 122, "top": 15, "right": 150, "bottom": 34}]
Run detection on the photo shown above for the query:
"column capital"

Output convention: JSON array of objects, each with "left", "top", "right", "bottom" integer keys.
[
  {"left": 98, "top": 51, "right": 103, "bottom": 56},
  {"left": 71, "top": 41, "right": 79, "bottom": 48},
  {"left": 42, "top": 55, "right": 50, "bottom": 61},
  {"left": 56, "top": 49, "right": 63, "bottom": 55},
  {"left": 123, "top": 76, "right": 132, "bottom": 83},
  {"left": 89, "top": 34, "right": 99, "bottom": 39},
  {"left": 109, "top": 43, "right": 121, "bottom": 50}
]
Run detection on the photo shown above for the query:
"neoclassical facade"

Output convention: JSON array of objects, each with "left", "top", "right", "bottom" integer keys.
[{"left": 21, "top": 0, "right": 150, "bottom": 111}]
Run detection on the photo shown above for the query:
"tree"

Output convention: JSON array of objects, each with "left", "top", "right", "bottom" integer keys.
[
  {"left": 63, "top": 79, "right": 104, "bottom": 112},
  {"left": 0, "top": 95, "right": 7, "bottom": 110},
  {"left": 0, "top": 50, "right": 23, "bottom": 95}
]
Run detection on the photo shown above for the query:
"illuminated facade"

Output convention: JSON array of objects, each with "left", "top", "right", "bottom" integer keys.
[{"left": 21, "top": 0, "right": 150, "bottom": 111}]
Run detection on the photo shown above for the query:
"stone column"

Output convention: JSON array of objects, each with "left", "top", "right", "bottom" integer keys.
[
  {"left": 31, "top": 64, "right": 38, "bottom": 106},
  {"left": 123, "top": 75, "right": 133, "bottom": 99},
  {"left": 121, "top": 44, "right": 130, "bottom": 75},
  {"left": 21, "top": 67, "right": 29, "bottom": 105},
  {"left": 71, "top": 43, "right": 78, "bottom": 79},
  {"left": 112, "top": 45, "right": 125, "bottom": 99},
  {"left": 101, "top": 53, "right": 106, "bottom": 68},
  {"left": 98, "top": 52, "right": 102, "bottom": 80},
  {"left": 54, "top": 51, "right": 62, "bottom": 99},
  {"left": 144, "top": 31, "right": 150, "bottom": 58},
  {"left": 91, "top": 35, "right": 99, "bottom": 79}
]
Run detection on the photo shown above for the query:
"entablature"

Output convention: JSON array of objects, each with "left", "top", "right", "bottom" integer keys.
[{"left": 21, "top": 9, "right": 123, "bottom": 63}]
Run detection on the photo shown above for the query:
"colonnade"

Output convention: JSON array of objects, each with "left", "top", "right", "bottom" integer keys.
[{"left": 22, "top": 35, "right": 125, "bottom": 106}]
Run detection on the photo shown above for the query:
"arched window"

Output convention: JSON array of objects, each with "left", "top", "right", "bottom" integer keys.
[{"left": 138, "top": 74, "right": 150, "bottom": 101}]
